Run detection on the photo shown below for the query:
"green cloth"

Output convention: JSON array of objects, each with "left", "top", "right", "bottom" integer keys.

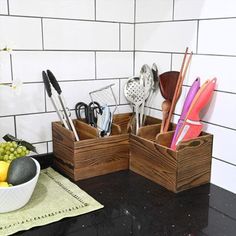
[{"left": 0, "top": 168, "right": 103, "bottom": 236}]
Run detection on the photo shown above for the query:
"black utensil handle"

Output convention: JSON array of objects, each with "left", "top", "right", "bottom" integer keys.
[
  {"left": 42, "top": 71, "right": 52, "bottom": 97},
  {"left": 47, "top": 70, "right": 62, "bottom": 94}
]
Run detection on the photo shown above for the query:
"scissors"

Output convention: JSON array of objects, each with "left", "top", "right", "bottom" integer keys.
[{"left": 75, "top": 101, "right": 102, "bottom": 127}]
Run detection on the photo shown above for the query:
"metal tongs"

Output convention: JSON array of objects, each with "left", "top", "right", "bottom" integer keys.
[{"left": 42, "top": 70, "right": 79, "bottom": 141}]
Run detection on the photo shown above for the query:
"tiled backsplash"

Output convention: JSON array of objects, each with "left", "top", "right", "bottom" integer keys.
[
  {"left": 135, "top": 0, "right": 236, "bottom": 193},
  {"left": 0, "top": 0, "right": 236, "bottom": 193},
  {"left": 0, "top": 0, "right": 134, "bottom": 155}
]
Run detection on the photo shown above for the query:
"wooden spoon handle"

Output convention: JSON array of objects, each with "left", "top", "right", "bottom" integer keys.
[{"left": 160, "top": 100, "right": 171, "bottom": 133}]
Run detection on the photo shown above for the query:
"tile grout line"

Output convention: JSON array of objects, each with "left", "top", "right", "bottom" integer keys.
[
  {"left": 0, "top": 13, "right": 134, "bottom": 24},
  {"left": 196, "top": 20, "right": 200, "bottom": 53},
  {"left": 41, "top": 18, "right": 45, "bottom": 50},
  {"left": 119, "top": 23, "right": 121, "bottom": 51},
  {"left": 13, "top": 115, "right": 17, "bottom": 138},
  {"left": 7, "top": 0, "right": 10, "bottom": 15},
  {"left": 94, "top": 0, "right": 96, "bottom": 21},
  {"left": 133, "top": 0, "right": 136, "bottom": 76},
  {"left": 94, "top": 51, "right": 97, "bottom": 79},
  {"left": 172, "top": 0, "right": 175, "bottom": 20}
]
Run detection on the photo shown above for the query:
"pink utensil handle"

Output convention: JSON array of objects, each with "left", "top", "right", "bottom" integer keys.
[
  {"left": 188, "top": 78, "right": 216, "bottom": 121},
  {"left": 170, "top": 78, "right": 200, "bottom": 149}
]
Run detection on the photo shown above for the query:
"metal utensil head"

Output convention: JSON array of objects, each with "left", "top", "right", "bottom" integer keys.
[{"left": 124, "top": 77, "right": 145, "bottom": 105}]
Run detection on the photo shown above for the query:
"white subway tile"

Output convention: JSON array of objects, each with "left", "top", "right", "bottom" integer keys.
[
  {"left": 0, "top": 117, "right": 15, "bottom": 141},
  {"left": 171, "top": 87, "right": 236, "bottom": 130},
  {"left": 0, "top": 16, "right": 42, "bottom": 49},
  {"left": 96, "top": 52, "right": 133, "bottom": 79},
  {"left": 211, "top": 159, "right": 236, "bottom": 194},
  {"left": 198, "top": 19, "right": 236, "bottom": 56},
  {"left": 116, "top": 104, "right": 132, "bottom": 114},
  {"left": 173, "top": 54, "right": 236, "bottom": 93},
  {"left": 46, "top": 80, "right": 120, "bottom": 111},
  {"left": 9, "top": 0, "right": 94, "bottom": 20},
  {"left": 0, "top": 83, "right": 45, "bottom": 116},
  {"left": 201, "top": 91, "right": 236, "bottom": 130},
  {"left": 121, "top": 24, "right": 134, "bottom": 50},
  {"left": 0, "top": 0, "right": 8, "bottom": 14},
  {"left": 48, "top": 141, "right": 53, "bottom": 153},
  {"left": 0, "top": 52, "right": 11, "bottom": 83},
  {"left": 30, "top": 143, "right": 47, "bottom": 155},
  {"left": 136, "top": 21, "right": 197, "bottom": 53},
  {"left": 204, "top": 124, "right": 236, "bottom": 165},
  {"left": 12, "top": 51, "right": 95, "bottom": 82},
  {"left": 43, "top": 19, "right": 119, "bottom": 50},
  {"left": 149, "top": 108, "right": 163, "bottom": 120},
  {"left": 135, "top": 52, "right": 171, "bottom": 75},
  {"left": 96, "top": 0, "right": 134, "bottom": 23},
  {"left": 16, "top": 112, "right": 58, "bottom": 143},
  {"left": 175, "top": 0, "right": 236, "bottom": 20},
  {"left": 136, "top": 0, "right": 173, "bottom": 22}
]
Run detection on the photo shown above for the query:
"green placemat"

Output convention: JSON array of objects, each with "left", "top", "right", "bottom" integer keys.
[{"left": 0, "top": 168, "right": 103, "bottom": 236}]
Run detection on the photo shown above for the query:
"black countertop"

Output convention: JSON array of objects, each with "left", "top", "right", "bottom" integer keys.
[{"left": 14, "top": 164, "right": 236, "bottom": 236}]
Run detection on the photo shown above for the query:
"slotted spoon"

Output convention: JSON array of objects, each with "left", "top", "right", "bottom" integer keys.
[{"left": 124, "top": 77, "right": 145, "bottom": 134}]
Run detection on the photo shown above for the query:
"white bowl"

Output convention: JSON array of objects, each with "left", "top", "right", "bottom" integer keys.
[{"left": 0, "top": 158, "right": 40, "bottom": 213}]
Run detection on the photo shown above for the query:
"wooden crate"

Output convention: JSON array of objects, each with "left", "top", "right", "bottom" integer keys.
[
  {"left": 130, "top": 123, "right": 213, "bottom": 193},
  {"left": 52, "top": 114, "right": 131, "bottom": 181}
]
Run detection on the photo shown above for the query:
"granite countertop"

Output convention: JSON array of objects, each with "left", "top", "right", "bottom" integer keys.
[{"left": 14, "top": 160, "right": 236, "bottom": 236}]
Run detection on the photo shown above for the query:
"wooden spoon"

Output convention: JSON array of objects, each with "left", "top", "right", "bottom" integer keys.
[{"left": 159, "top": 71, "right": 179, "bottom": 132}]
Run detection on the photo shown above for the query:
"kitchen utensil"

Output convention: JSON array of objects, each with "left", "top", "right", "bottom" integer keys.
[
  {"left": 163, "top": 47, "right": 193, "bottom": 132},
  {"left": 43, "top": 70, "right": 79, "bottom": 141},
  {"left": 89, "top": 84, "right": 117, "bottom": 136},
  {"left": 170, "top": 77, "right": 200, "bottom": 149},
  {"left": 124, "top": 76, "right": 145, "bottom": 134},
  {"left": 174, "top": 78, "right": 216, "bottom": 149},
  {"left": 75, "top": 101, "right": 102, "bottom": 127},
  {"left": 159, "top": 71, "right": 180, "bottom": 132},
  {"left": 89, "top": 83, "right": 118, "bottom": 115},
  {"left": 142, "top": 63, "right": 159, "bottom": 125},
  {"left": 139, "top": 64, "right": 154, "bottom": 126},
  {"left": 96, "top": 104, "right": 112, "bottom": 137}
]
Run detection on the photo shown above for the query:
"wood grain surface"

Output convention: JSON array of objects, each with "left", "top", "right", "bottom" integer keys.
[{"left": 52, "top": 114, "right": 213, "bottom": 192}]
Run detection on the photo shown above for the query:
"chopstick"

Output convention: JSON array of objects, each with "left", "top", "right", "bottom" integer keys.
[{"left": 162, "top": 47, "right": 193, "bottom": 133}]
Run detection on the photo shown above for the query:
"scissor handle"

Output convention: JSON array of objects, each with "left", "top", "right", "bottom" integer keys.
[
  {"left": 75, "top": 102, "right": 89, "bottom": 122},
  {"left": 42, "top": 71, "right": 52, "bottom": 97},
  {"left": 47, "top": 70, "right": 62, "bottom": 95}
]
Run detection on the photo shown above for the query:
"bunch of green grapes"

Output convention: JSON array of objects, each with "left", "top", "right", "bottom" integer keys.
[{"left": 0, "top": 141, "right": 30, "bottom": 162}]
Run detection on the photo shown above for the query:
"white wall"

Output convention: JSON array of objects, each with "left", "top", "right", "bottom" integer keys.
[
  {"left": 0, "top": 0, "right": 134, "bottom": 153},
  {"left": 135, "top": 0, "right": 236, "bottom": 193}
]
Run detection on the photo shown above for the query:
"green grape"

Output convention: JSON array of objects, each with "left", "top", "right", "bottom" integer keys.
[
  {"left": 25, "top": 150, "right": 30, "bottom": 155},
  {"left": 16, "top": 147, "right": 22, "bottom": 154},
  {"left": 5, "top": 145, "right": 10, "bottom": 151},
  {"left": 10, "top": 147, "right": 15, "bottom": 152},
  {"left": 3, "top": 155, "right": 9, "bottom": 161},
  {"left": 9, "top": 153, "right": 14, "bottom": 160},
  {"left": 12, "top": 142, "right": 17, "bottom": 148},
  {"left": 22, "top": 146, "right": 27, "bottom": 152},
  {"left": 0, "top": 147, "right": 4, "bottom": 154}
]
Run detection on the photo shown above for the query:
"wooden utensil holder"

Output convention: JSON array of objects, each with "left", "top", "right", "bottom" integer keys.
[
  {"left": 52, "top": 113, "right": 132, "bottom": 181},
  {"left": 130, "top": 123, "right": 213, "bottom": 193},
  {"left": 52, "top": 113, "right": 213, "bottom": 193}
]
